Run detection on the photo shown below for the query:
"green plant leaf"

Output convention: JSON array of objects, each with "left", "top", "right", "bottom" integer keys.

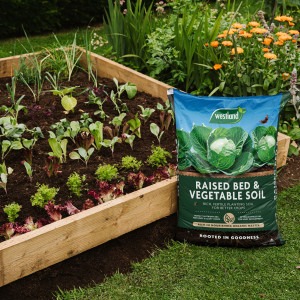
[
  {"left": 190, "top": 125, "right": 212, "bottom": 160},
  {"left": 61, "top": 95, "right": 77, "bottom": 111},
  {"left": 186, "top": 152, "right": 218, "bottom": 174},
  {"left": 125, "top": 83, "right": 137, "bottom": 99},
  {"left": 222, "top": 152, "right": 254, "bottom": 176},
  {"left": 69, "top": 151, "right": 80, "bottom": 160}
]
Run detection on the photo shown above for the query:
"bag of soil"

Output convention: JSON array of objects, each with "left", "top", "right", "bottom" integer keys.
[{"left": 169, "top": 88, "right": 287, "bottom": 247}]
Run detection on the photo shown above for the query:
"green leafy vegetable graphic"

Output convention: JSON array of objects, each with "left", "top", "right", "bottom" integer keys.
[
  {"left": 252, "top": 126, "right": 277, "bottom": 167},
  {"left": 177, "top": 125, "right": 254, "bottom": 175}
]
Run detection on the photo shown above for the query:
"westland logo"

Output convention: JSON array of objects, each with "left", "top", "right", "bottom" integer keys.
[{"left": 209, "top": 107, "right": 246, "bottom": 124}]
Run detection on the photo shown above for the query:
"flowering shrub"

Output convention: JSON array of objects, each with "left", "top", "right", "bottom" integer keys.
[{"left": 201, "top": 11, "right": 300, "bottom": 97}]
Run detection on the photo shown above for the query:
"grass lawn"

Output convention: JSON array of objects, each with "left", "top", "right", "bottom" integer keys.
[
  {"left": 0, "top": 25, "right": 106, "bottom": 59},
  {"left": 56, "top": 184, "right": 300, "bottom": 300}
]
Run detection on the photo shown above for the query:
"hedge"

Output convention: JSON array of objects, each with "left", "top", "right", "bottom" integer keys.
[{"left": 0, "top": 0, "right": 108, "bottom": 39}]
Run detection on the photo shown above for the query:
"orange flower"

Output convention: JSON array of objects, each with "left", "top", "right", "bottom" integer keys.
[
  {"left": 217, "top": 33, "right": 227, "bottom": 38},
  {"left": 289, "top": 30, "right": 299, "bottom": 35},
  {"left": 210, "top": 41, "right": 219, "bottom": 47},
  {"left": 204, "top": 42, "right": 209, "bottom": 47},
  {"left": 231, "top": 47, "right": 244, "bottom": 55},
  {"left": 213, "top": 64, "right": 222, "bottom": 70},
  {"left": 278, "top": 33, "right": 292, "bottom": 41},
  {"left": 222, "top": 40, "right": 233, "bottom": 46},
  {"left": 248, "top": 21, "right": 260, "bottom": 27},
  {"left": 274, "top": 40, "right": 284, "bottom": 46},
  {"left": 262, "top": 37, "right": 273, "bottom": 45},
  {"left": 223, "top": 29, "right": 235, "bottom": 35},
  {"left": 275, "top": 15, "right": 293, "bottom": 22},
  {"left": 239, "top": 31, "right": 252, "bottom": 38},
  {"left": 282, "top": 73, "right": 290, "bottom": 81},
  {"left": 292, "top": 39, "right": 297, "bottom": 43},
  {"left": 250, "top": 27, "right": 269, "bottom": 34},
  {"left": 262, "top": 48, "right": 270, "bottom": 52},
  {"left": 264, "top": 53, "right": 277, "bottom": 60},
  {"left": 289, "top": 21, "right": 295, "bottom": 26},
  {"left": 232, "top": 22, "right": 244, "bottom": 29}
]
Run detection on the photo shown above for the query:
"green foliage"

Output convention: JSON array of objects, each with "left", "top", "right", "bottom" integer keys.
[
  {"left": 95, "top": 164, "right": 119, "bottom": 182},
  {"left": 147, "top": 146, "right": 172, "bottom": 168},
  {"left": 104, "top": 0, "right": 153, "bottom": 69},
  {"left": 30, "top": 184, "right": 59, "bottom": 208},
  {"left": 3, "top": 202, "right": 22, "bottom": 223},
  {"left": 0, "top": 0, "right": 108, "bottom": 39},
  {"left": 121, "top": 156, "right": 142, "bottom": 171},
  {"left": 66, "top": 172, "right": 86, "bottom": 197}
]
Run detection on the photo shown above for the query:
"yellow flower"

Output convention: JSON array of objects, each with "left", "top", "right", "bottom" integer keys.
[
  {"left": 262, "top": 48, "right": 270, "bottom": 52},
  {"left": 289, "top": 30, "right": 299, "bottom": 35},
  {"left": 210, "top": 41, "right": 219, "bottom": 48},
  {"left": 250, "top": 28, "right": 269, "bottom": 34},
  {"left": 231, "top": 47, "right": 244, "bottom": 55},
  {"left": 232, "top": 22, "right": 244, "bottom": 29},
  {"left": 275, "top": 15, "right": 293, "bottom": 22},
  {"left": 222, "top": 40, "right": 233, "bottom": 46},
  {"left": 248, "top": 21, "right": 260, "bottom": 27},
  {"left": 282, "top": 73, "right": 290, "bottom": 81},
  {"left": 213, "top": 64, "right": 222, "bottom": 70},
  {"left": 262, "top": 37, "right": 273, "bottom": 45},
  {"left": 264, "top": 53, "right": 277, "bottom": 60}
]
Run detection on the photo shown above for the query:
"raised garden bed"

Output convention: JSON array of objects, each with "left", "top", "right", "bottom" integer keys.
[{"left": 0, "top": 48, "right": 290, "bottom": 287}]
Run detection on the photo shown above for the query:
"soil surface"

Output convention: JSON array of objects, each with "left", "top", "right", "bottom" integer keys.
[{"left": 0, "top": 70, "right": 299, "bottom": 300}]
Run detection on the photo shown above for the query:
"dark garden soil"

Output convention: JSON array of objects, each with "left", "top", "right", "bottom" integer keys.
[{"left": 0, "top": 70, "right": 299, "bottom": 299}]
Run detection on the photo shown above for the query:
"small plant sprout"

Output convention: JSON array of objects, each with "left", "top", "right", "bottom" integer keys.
[
  {"left": 100, "top": 136, "right": 121, "bottom": 156},
  {"left": 53, "top": 33, "right": 82, "bottom": 81},
  {"left": 95, "top": 164, "right": 119, "bottom": 182},
  {"left": 51, "top": 86, "right": 79, "bottom": 112},
  {"left": 121, "top": 156, "right": 142, "bottom": 171},
  {"left": 87, "top": 85, "right": 109, "bottom": 119},
  {"left": 1, "top": 77, "right": 26, "bottom": 121},
  {"left": 157, "top": 99, "right": 174, "bottom": 131},
  {"left": 3, "top": 202, "right": 22, "bottom": 223},
  {"left": 22, "top": 161, "right": 33, "bottom": 181},
  {"left": 147, "top": 146, "right": 172, "bottom": 168},
  {"left": 48, "top": 132, "right": 68, "bottom": 163},
  {"left": 121, "top": 133, "right": 135, "bottom": 149},
  {"left": 110, "top": 78, "right": 137, "bottom": 113},
  {"left": 66, "top": 172, "right": 86, "bottom": 197},
  {"left": 138, "top": 105, "right": 155, "bottom": 123},
  {"left": 30, "top": 184, "right": 59, "bottom": 208},
  {"left": 89, "top": 121, "right": 104, "bottom": 150},
  {"left": 44, "top": 156, "right": 62, "bottom": 177},
  {"left": 69, "top": 147, "right": 95, "bottom": 166},
  {"left": 150, "top": 122, "right": 164, "bottom": 145},
  {"left": 0, "top": 162, "right": 13, "bottom": 194},
  {"left": 125, "top": 114, "right": 141, "bottom": 138}
]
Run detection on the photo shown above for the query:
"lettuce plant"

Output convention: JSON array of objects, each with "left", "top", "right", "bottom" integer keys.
[
  {"left": 147, "top": 146, "right": 172, "bottom": 168},
  {"left": 95, "top": 164, "right": 119, "bottom": 182},
  {"left": 30, "top": 184, "right": 59, "bottom": 208},
  {"left": 3, "top": 202, "right": 22, "bottom": 223}
]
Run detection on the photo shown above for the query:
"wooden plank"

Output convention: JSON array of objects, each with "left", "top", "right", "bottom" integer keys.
[
  {"left": 277, "top": 132, "right": 290, "bottom": 168},
  {"left": 0, "top": 177, "right": 177, "bottom": 287},
  {"left": 78, "top": 48, "right": 172, "bottom": 101}
]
